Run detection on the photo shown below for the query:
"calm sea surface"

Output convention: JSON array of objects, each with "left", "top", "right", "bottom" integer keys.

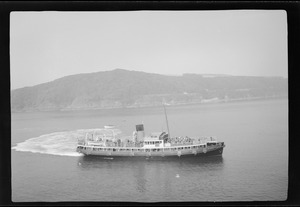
[{"left": 11, "top": 99, "right": 288, "bottom": 202}]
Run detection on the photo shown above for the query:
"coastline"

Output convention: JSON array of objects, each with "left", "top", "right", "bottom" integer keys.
[{"left": 11, "top": 95, "right": 288, "bottom": 113}]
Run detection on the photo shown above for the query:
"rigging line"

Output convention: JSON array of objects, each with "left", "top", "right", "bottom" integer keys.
[{"left": 163, "top": 101, "right": 170, "bottom": 139}]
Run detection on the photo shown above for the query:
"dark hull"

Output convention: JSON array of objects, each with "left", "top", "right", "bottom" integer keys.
[{"left": 78, "top": 152, "right": 224, "bottom": 165}]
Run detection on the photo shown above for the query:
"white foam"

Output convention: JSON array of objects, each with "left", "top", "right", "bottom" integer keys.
[{"left": 11, "top": 129, "right": 108, "bottom": 157}]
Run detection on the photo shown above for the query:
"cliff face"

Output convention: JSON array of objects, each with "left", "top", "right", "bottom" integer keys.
[{"left": 11, "top": 69, "right": 288, "bottom": 112}]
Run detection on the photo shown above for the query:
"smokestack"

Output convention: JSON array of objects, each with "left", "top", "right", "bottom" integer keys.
[{"left": 136, "top": 124, "right": 145, "bottom": 141}]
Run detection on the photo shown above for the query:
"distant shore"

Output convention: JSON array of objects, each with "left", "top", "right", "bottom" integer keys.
[{"left": 11, "top": 95, "right": 287, "bottom": 113}]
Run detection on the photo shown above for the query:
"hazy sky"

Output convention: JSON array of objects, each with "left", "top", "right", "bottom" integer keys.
[{"left": 10, "top": 10, "right": 287, "bottom": 89}]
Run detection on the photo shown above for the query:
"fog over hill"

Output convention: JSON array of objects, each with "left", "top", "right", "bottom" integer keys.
[{"left": 11, "top": 69, "right": 288, "bottom": 112}]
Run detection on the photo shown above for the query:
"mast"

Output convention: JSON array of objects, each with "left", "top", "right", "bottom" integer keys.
[{"left": 163, "top": 102, "right": 170, "bottom": 139}]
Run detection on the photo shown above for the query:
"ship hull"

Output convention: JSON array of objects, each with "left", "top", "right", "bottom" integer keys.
[{"left": 77, "top": 145, "right": 224, "bottom": 158}]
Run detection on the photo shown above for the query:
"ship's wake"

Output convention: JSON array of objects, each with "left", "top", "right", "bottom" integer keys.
[{"left": 11, "top": 129, "right": 111, "bottom": 157}]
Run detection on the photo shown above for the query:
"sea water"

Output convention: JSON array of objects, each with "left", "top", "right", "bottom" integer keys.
[{"left": 11, "top": 99, "right": 288, "bottom": 202}]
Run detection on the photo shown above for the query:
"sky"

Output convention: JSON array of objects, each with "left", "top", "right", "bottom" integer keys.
[{"left": 10, "top": 10, "right": 287, "bottom": 90}]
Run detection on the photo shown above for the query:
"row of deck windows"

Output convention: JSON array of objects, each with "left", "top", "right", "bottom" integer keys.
[
  {"left": 79, "top": 144, "right": 207, "bottom": 152},
  {"left": 144, "top": 141, "right": 162, "bottom": 145}
]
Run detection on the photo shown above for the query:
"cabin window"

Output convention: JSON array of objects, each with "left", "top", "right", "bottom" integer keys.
[
  {"left": 126, "top": 149, "right": 130, "bottom": 151},
  {"left": 113, "top": 148, "right": 116, "bottom": 151},
  {"left": 146, "top": 149, "right": 150, "bottom": 152},
  {"left": 157, "top": 149, "right": 160, "bottom": 152}
]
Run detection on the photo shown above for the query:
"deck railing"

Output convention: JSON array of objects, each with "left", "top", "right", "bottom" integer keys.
[{"left": 77, "top": 142, "right": 212, "bottom": 153}]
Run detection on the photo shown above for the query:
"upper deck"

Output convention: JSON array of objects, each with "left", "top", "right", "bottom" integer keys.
[{"left": 78, "top": 129, "right": 221, "bottom": 148}]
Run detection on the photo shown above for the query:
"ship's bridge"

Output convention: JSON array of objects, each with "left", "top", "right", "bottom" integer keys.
[
  {"left": 149, "top": 132, "right": 163, "bottom": 140},
  {"left": 143, "top": 132, "right": 166, "bottom": 148}
]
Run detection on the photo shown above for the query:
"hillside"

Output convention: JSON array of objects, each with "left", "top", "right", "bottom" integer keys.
[{"left": 11, "top": 69, "right": 288, "bottom": 112}]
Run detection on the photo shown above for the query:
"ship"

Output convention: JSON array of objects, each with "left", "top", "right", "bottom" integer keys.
[{"left": 76, "top": 104, "right": 225, "bottom": 158}]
